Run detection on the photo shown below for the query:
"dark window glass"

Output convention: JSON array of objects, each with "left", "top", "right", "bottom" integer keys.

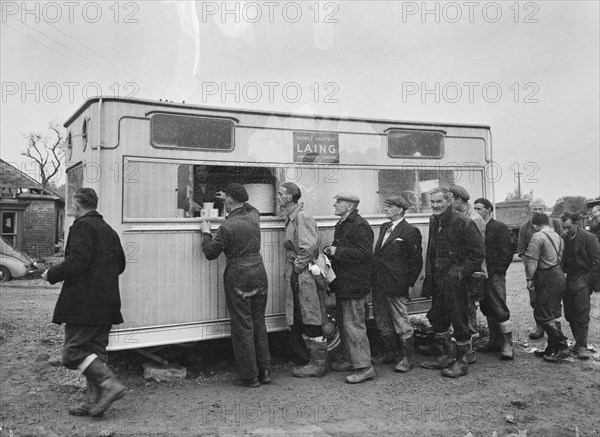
[
  {"left": 387, "top": 130, "right": 444, "bottom": 158},
  {"left": 151, "top": 114, "right": 234, "bottom": 150}
]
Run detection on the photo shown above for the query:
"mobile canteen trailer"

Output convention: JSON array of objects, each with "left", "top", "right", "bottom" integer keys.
[{"left": 62, "top": 97, "right": 494, "bottom": 353}]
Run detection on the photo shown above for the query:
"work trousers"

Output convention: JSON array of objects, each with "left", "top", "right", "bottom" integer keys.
[
  {"left": 225, "top": 288, "right": 271, "bottom": 381},
  {"left": 291, "top": 272, "right": 323, "bottom": 338},
  {"left": 373, "top": 292, "right": 414, "bottom": 340},
  {"left": 532, "top": 267, "right": 565, "bottom": 324},
  {"left": 426, "top": 271, "right": 471, "bottom": 343},
  {"left": 480, "top": 274, "right": 511, "bottom": 324},
  {"left": 62, "top": 323, "right": 112, "bottom": 369},
  {"left": 564, "top": 272, "right": 591, "bottom": 346},
  {"left": 336, "top": 297, "right": 372, "bottom": 369}
]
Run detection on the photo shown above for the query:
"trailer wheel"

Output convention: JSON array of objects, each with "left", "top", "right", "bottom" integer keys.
[
  {"left": 288, "top": 307, "right": 342, "bottom": 363},
  {"left": 0, "top": 266, "right": 12, "bottom": 283}
]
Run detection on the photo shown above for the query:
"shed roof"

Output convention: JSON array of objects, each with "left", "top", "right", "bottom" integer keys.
[{"left": 0, "top": 159, "right": 64, "bottom": 201}]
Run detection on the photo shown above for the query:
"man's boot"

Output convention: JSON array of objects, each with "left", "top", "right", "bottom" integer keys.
[
  {"left": 441, "top": 341, "right": 470, "bottom": 378},
  {"left": 477, "top": 322, "right": 501, "bottom": 353},
  {"left": 69, "top": 379, "right": 98, "bottom": 416},
  {"left": 394, "top": 335, "right": 414, "bottom": 373},
  {"left": 84, "top": 358, "right": 126, "bottom": 418},
  {"left": 529, "top": 324, "right": 545, "bottom": 339},
  {"left": 420, "top": 331, "right": 453, "bottom": 370},
  {"left": 498, "top": 321, "right": 514, "bottom": 361},
  {"left": 373, "top": 333, "right": 397, "bottom": 365},
  {"left": 574, "top": 322, "right": 590, "bottom": 360},
  {"left": 417, "top": 342, "right": 442, "bottom": 356},
  {"left": 543, "top": 321, "right": 570, "bottom": 362},
  {"left": 292, "top": 336, "right": 328, "bottom": 377}
]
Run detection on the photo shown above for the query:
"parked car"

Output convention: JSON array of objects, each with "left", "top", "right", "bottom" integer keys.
[{"left": 0, "top": 237, "right": 38, "bottom": 282}]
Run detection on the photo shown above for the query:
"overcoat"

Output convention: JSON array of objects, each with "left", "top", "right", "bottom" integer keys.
[
  {"left": 328, "top": 210, "right": 374, "bottom": 300},
  {"left": 372, "top": 219, "right": 423, "bottom": 297},
  {"left": 48, "top": 211, "right": 126, "bottom": 325}
]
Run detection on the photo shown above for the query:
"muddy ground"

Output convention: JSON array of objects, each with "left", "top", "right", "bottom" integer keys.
[{"left": 1, "top": 262, "right": 599, "bottom": 437}]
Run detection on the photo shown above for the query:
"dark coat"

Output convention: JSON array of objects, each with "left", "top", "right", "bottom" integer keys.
[
  {"left": 202, "top": 206, "right": 268, "bottom": 297},
  {"left": 562, "top": 228, "right": 600, "bottom": 291},
  {"left": 517, "top": 217, "right": 563, "bottom": 256},
  {"left": 48, "top": 211, "right": 125, "bottom": 325},
  {"left": 422, "top": 206, "right": 485, "bottom": 298},
  {"left": 372, "top": 219, "right": 423, "bottom": 297},
  {"left": 485, "top": 218, "right": 513, "bottom": 277},
  {"left": 329, "top": 210, "right": 374, "bottom": 299}
]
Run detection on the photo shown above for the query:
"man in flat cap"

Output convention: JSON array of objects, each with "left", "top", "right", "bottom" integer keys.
[
  {"left": 372, "top": 196, "right": 423, "bottom": 372},
  {"left": 449, "top": 184, "right": 487, "bottom": 363},
  {"left": 324, "top": 193, "right": 376, "bottom": 383},
  {"left": 421, "top": 187, "right": 484, "bottom": 378},
  {"left": 559, "top": 211, "right": 600, "bottom": 359},
  {"left": 200, "top": 183, "right": 271, "bottom": 387},
  {"left": 473, "top": 198, "right": 515, "bottom": 360},
  {"left": 517, "top": 198, "right": 563, "bottom": 340}
]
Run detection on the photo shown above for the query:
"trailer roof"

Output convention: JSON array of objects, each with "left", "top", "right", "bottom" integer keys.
[{"left": 64, "top": 96, "right": 492, "bottom": 131}]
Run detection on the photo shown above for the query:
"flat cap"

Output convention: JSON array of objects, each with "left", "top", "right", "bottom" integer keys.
[
  {"left": 474, "top": 197, "right": 494, "bottom": 211},
  {"left": 333, "top": 193, "right": 360, "bottom": 204},
  {"left": 449, "top": 184, "right": 470, "bottom": 201},
  {"left": 223, "top": 183, "right": 249, "bottom": 202},
  {"left": 384, "top": 196, "right": 411, "bottom": 210}
]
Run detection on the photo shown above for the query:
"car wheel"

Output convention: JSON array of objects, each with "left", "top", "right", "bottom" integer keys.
[{"left": 0, "top": 266, "right": 12, "bottom": 282}]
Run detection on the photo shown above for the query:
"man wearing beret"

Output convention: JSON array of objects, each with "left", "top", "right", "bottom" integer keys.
[
  {"left": 421, "top": 187, "right": 484, "bottom": 378},
  {"left": 517, "top": 198, "right": 563, "bottom": 340},
  {"left": 200, "top": 183, "right": 271, "bottom": 387},
  {"left": 473, "top": 198, "right": 515, "bottom": 360},
  {"left": 449, "top": 184, "right": 487, "bottom": 363},
  {"left": 372, "top": 196, "right": 423, "bottom": 372},
  {"left": 324, "top": 193, "right": 376, "bottom": 383},
  {"left": 559, "top": 211, "right": 600, "bottom": 360}
]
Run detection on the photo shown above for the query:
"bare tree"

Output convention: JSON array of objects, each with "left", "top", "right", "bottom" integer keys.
[{"left": 21, "top": 121, "right": 65, "bottom": 188}]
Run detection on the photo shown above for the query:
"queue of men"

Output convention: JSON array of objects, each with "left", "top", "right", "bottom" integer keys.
[{"left": 44, "top": 186, "right": 599, "bottom": 418}]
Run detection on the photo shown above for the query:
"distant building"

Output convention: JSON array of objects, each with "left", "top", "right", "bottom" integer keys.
[{"left": 0, "top": 159, "right": 65, "bottom": 258}]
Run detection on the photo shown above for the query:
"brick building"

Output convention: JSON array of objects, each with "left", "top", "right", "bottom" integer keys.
[{"left": 0, "top": 159, "right": 65, "bottom": 258}]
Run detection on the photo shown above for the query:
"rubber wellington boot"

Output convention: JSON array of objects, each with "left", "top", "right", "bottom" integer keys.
[
  {"left": 574, "top": 322, "right": 590, "bottom": 360},
  {"left": 441, "top": 342, "right": 469, "bottom": 378},
  {"left": 69, "top": 379, "right": 98, "bottom": 416},
  {"left": 498, "top": 321, "right": 514, "bottom": 360},
  {"left": 84, "top": 358, "right": 126, "bottom": 418},
  {"left": 543, "top": 321, "right": 570, "bottom": 362},
  {"left": 529, "top": 324, "right": 545, "bottom": 339},
  {"left": 478, "top": 322, "right": 501, "bottom": 353},
  {"left": 292, "top": 336, "right": 328, "bottom": 377},
  {"left": 420, "top": 331, "right": 453, "bottom": 370},
  {"left": 394, "top": 336, "right": 414, "bottom": 373},
  {"left": 373, "top": 333, "right": 398, "bottom": 365}
]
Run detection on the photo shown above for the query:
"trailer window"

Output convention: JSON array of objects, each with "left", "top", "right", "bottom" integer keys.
[
  {"left": 387, "top": 130, "right": 444, "bottom": 158},
  {"left": 151, "top": 114, "right": 234, "bottom": 151},
  {"left": 378, "top": 167, "right": 483, "bottom": 213},
  {"left": 66, "top": 163, "right": 84, "bottom": 215}
]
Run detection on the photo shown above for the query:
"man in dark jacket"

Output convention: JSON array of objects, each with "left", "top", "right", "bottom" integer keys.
[
  {"left": 324, "top": 193, "right": 375, "bottom": 383},
  {"left": 372, "top": 196, "right": 422, "bottom": 372},
  {"left": 560, "top": 211, "right": 600, "bottom": 359},
  {"left": 421, "top": 187, "right": 485, "bottom": 378},
  {"left": 200, "top": 183, "right": 270, "bottom": 387},
  {"left": 473, "top": 198, "right": 515, "bottom": 360},
  {"left": 517, "top": 198, "right": 563, "bottom": 339},
  {"left": 42, "top": 188, "right": 126, "bottom": 418}
]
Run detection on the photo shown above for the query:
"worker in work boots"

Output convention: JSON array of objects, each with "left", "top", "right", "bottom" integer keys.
[
  {"left": 517, "top": 198, "right": 563, "bottom": 339},
  {"left": 325, "top": 193, "right": 376, "bottom": 384},
  {"left": 523, "top": 213, "right": 570, "bottom": 362},
  {"left": 42, "top": 188, "right": 126, "bottom": 417},
  {"left": 278, "top": 183, "right": 329, "bottom": 377},
  {"left": 559, "top": 211, "right": 600, "bottom": 360},
  {"left": 473, "top": 198, "right": 515, "bottom": 360},
  {"left": 371, "top": 196, "right": 423, "bottom": 372},
  {"left": 420, "top": 187, "right": 484, "bottom": 378}
]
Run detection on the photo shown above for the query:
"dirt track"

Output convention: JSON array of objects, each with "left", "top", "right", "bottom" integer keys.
[{"left": 1, "top": 263, "right": 599, "bottom": 437}]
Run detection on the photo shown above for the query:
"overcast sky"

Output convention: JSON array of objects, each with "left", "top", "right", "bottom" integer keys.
[{"left": 1, "top": 0, "right": 598, "bottom": 206}]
